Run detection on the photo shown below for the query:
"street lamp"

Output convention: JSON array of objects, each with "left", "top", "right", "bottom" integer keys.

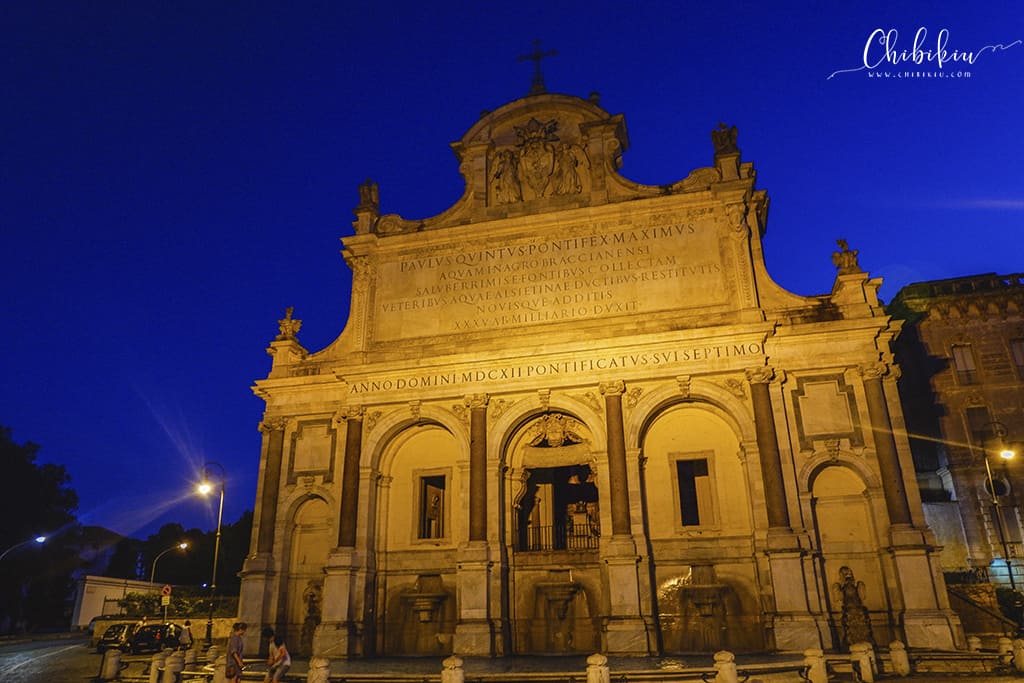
[
  {"left": 0, "top": 535, "right": 46, "bottom": 562},
  {"left": 149, "top": 541, "right": 189, "bottom": 585},
  {"left": 982, "top": 422, "right": 1018, "bottom": 590},
  {"left": 196, "top": 462, "right": 226, "bottom": 647}
]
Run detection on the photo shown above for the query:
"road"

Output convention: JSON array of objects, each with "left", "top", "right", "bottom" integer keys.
[{"left": 0, "top": 636, "right": 100, "bottom": 683}]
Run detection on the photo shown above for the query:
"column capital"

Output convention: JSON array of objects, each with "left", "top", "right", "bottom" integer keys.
[
  {"left": 859, "top": 362, "right": 889, "bottom": 381},
  {"left": 258, "top": 416, "right": 290, "bottom": 433},
  {"left": 334, "top": 404, "right": 365, "bottom": 424},
  {"left": 464, "top": 393, "right": 490, "bottom": 410},
  {"left": 745, "top": 366, "right": 775, "bottom": 385},
  {"left": 599, "top": 380, "right": 625, "bottom": 397}
]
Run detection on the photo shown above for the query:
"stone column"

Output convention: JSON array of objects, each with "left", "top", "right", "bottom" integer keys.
[
  {"left": 860, "top": 364, "right": 913, "bottom": 529},
  {"left": 468, "top": 394, "right": 488, "bottom": 542},
  {"left": 455, "top": 394, "right": 494, "bottom": 655},
  {"left": 238, "top": 416, "right": 288, "bottom": 653},
  {"left": 859, "top": 363, "right": 963, "bottom": 650},
  {"left": 745, "top": 367, "right": 791, "bottom": 531},
  {"left": 338, "top": 407, "right": 365, "bottom": 548},
  {"left": 600, "top": 380, "right": 632, "bottom": 536},
  {"left": 598, "top": 381, "right": 649, "bottom": 654},
  {"left": 314, "top": 405, "right": 364, "bottom": 658},
  {"left": 256, "top": 417, "right": 288, "bottom": 553}
]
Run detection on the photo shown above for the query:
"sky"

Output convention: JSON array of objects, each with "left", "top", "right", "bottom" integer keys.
[{"left": 2, "top": 1, "right": 1022, "bottom": 541}]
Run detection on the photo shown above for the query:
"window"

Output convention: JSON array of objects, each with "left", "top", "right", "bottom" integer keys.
[
  {"left": 966, "top": 406, "right": 993, "bottom": 448},
  {"left": 418, "top": 475, "right": 445, "bottom": 539},
  {"left": 676, "top": 459, "right": 713, "bottom": 526},
  {"left": 1011, "top": 339, "right": 1024, "bottom": 379},
  {"left": 951, "top": 344, "right": 978, "bottom": 385}
]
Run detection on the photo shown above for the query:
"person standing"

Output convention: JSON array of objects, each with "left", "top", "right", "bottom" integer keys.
[
  {"left": 179, "top": 620, "right": 193, "bottom": 650},
  {"left": 226, "top": 622, "right": 247, "bottom": 683}
]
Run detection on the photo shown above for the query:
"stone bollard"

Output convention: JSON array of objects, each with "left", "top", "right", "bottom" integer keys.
[
  {"left": 889, "top": 640, "right": 911, "bottom": 677},
  {"left": 998, "top": 637, "right": 1014, "bottom": 666},
  {"left": 586, "top": 653, "right": 610, "bottom": 683},
  {"left": 307, "top": 656, "right": 331, "bottom": 683},
  {"left": 850, "top": 642, "right": 874, "bottom": 683},
  {"left": 1013, "top": 639, "right": 1024, "bottom": 672},
  {"left": 441, "top": 655, "right": 464, "bottom": 683},
  {"left": 967, "top": 635, "right": 982, "bottom": 652},
  {"left": 802, "top": 647, "right": 828, "bottom": 683},
  {"left": 713, "top": 650, "right": 739, "bottom": 683},
  {"left": 98, "top": 648, "right": 123, "bottom": 681},
  {"left": 183, "top": 647, "right": 198, "bottom": 667},
  {"left": 148, "top": 651, "right": 168, "bottom": 683},
  {"left": 206, "top": 644, "right": 222, "bottom": 663},
  {"left": 161, "top": 651, "right": 185, "bottom": 683},
  {"left": 210, "top": 654, "right": 227, "bottom": 683}
]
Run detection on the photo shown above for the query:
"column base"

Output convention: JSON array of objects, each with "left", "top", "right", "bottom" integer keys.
[
  {"left": 603, "top": 618, "right": 652, "bottom": 655},
  {"left": 770, "top": 614, "right": 829, "bottom": 652},
  {"left": 313, "top": 621, "right": 357, "bottom": 659},
  {"left": 902, "top": 609, "right": 964, "bottom": 650},
  {"left": 453, "top": 620, "right": 494, "bottom": 656}
]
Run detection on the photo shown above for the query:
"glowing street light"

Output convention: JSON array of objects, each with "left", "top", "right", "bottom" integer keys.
[
  {"left": 0, "top": 535, "right": 46, "bottom": 562},
  {"left": 149, "top": 541, "right": 189, "bottom": 585},
  {"left": 196, "top": 462, "right": 226, "bottom": 647},
  {"left": 983, "top": 422, "right": 1018, "bottom": 590}
]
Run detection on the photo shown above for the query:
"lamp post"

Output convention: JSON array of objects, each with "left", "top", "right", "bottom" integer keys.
[
  {"left": 982, "top": 422, "right": 1017, "bottom": 590},
  {"left": 0, "top": 535, "right": 46, "bottom": 562},
  {"left": 197, "top": 462, "right": 226, "bottom": 647},
  {"left": 149, "top": 542, "right": 189, "bottom": 585}
]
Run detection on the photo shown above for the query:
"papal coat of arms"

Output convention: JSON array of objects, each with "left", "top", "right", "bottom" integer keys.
[{"left": 489, "top": 118, "right": 589, "bottom": 205}]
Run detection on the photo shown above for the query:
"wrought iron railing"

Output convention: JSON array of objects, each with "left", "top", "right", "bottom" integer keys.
[{"left": 517, "top": 523, "right": 599, "bottom": 551}]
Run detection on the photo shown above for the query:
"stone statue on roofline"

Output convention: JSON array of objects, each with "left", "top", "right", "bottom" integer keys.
[
  {"left": 358, "top": 178, "right": 379, "bottom": 212},
  {"left": 711, "top": 122, "right": 739, "bottom": 156},
  {"left": 832, "top": 239, "right": 863, "bottom": 275},
  {"left": 276, "top": 306, "right": 302, "bottom": 341}
]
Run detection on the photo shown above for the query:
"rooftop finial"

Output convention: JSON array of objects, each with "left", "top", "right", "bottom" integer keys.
[{"left": 518, "top": 39, "right": 556, "bottom": 96}]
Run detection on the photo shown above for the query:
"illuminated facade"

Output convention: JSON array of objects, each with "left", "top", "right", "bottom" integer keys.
[{"left": 237, "top": 90, "right": 962, "bottom": 656}]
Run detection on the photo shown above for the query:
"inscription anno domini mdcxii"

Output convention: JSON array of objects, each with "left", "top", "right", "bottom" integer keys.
[{"left": 374, "top": 215, "right": 724, "bottom": 340}]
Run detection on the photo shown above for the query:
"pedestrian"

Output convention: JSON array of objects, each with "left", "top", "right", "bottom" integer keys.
[
  {"left": 265, "top": 633, "right": 291, "bottom": 683},
  {"left": 179, "top": 619, "right": 192, "bottom": 650},
  {"left": 226, "top": 621, "right": 247, "bottom": 683}
]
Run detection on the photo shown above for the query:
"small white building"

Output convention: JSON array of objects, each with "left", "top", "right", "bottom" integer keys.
[{"left": 71, "top": 575, "right": 157, "bottom": 630}]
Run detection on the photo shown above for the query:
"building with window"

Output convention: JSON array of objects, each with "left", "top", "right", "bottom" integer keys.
[
  {"left": 237, "top": 88, "right": 962, "bottom": 657},
  {"left": 890, "top": 274, "right": 1024, "bottom": 587}
]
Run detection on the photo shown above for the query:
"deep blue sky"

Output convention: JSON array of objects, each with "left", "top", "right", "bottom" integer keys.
[{"left": 2, "top": 2, "right": 1022, "bottom": 540}]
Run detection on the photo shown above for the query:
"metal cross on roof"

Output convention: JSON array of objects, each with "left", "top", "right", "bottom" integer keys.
[{"left": 518, "top": 39, "right": 557, "bottom": 96}]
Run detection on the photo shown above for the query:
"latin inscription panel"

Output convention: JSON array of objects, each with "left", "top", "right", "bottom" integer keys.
[{"left": 374, "top": 216, "right": 726, "bottom": 341}]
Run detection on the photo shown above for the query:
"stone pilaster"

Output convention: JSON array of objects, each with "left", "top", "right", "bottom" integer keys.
[
  {"left": 745, "top": 368, "right": 826, "bottom": 650},
  {"left": 859, "top": 363, "right": 963, "bottom": 650},
  {"left": 455, "top": 394, "right": 494, "bottom": 655},
  {"left": 238, "top": 416, "right": 289, "bottom": 653},
  {"left": 312, "top": 405, "right": 364, "bottom": 658}
]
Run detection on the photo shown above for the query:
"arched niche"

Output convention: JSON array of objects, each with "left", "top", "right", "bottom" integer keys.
[
  {"left": 284, "top": 496, "right": 331, "bottom": 655},
  {"left": 641, "top": 404, "right": 750, "bottom": 539},
  {"left": 380, "top": 424, "right": 462, "bottom": 550}
]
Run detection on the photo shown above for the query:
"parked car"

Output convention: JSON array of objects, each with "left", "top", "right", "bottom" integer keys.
[
  {"left": 96, "top": 623, "right": 135, "bottom": 653},
  {"left": 130, "top": 623, "right": 181, "bottom": 654}
]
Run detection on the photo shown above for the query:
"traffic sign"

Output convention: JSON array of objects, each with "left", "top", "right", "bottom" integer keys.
[{"left": 161, "top": 584, "right": 172, "bottom": 596}]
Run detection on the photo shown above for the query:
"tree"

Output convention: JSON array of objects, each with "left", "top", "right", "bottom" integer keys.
[{"left": 0, "top": 426, "right": 80, "bottom": 632}]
